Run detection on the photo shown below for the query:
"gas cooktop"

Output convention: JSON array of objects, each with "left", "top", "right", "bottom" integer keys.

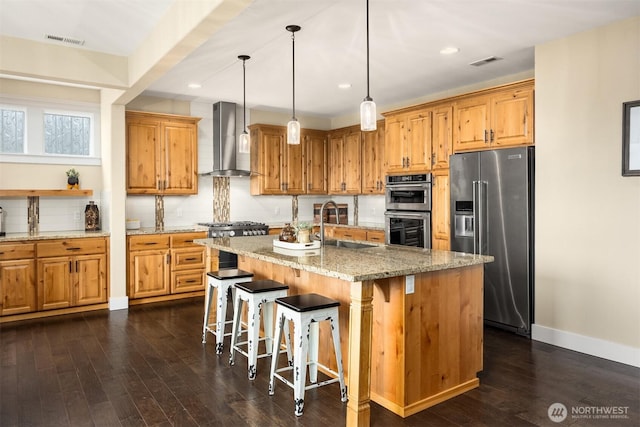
[{"left": 198, "top": 221, "right": 269, "bottom": 237}]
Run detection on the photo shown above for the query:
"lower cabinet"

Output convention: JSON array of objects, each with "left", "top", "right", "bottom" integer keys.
[
  {"left": 0, "top": 238, "right": 109, "bottom": 319},
  {"left": 127, "top": 231, "right": 207, "bottom": 301},
  {"left": 37, "top": 238, "right": 108, "bottom": 310},
  {"left": 0, "top": 242, "right": 36, "bottom": 316},
  {"left": 325, "top": 226, "right": 385, "bottom": 243}
]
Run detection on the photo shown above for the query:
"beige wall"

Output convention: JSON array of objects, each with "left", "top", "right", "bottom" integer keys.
[{"left": 534, "top": 16, "right": 640, "bottom": 358}]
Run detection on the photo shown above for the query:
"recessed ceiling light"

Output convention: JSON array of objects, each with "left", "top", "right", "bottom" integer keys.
[
  {"left": 187, "top": 83, "right": 201, "bottom": 89},
  {"left": 338, "top": 83, "right": 352, "bottom": 90},
  {"left": 440, "top": 47, "right": 459, "bottom": 55}
]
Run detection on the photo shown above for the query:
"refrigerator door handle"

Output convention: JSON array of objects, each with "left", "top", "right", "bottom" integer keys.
[
  {"left": 473, "top": 180, "right": 479, "bottom": 254},
  {"left": 478, "top": 181, "right": 488, "bottom": 255}
]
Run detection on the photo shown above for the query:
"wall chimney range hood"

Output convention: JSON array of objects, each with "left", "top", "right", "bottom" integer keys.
[{"left": 200, "top": 101, "right": 251, "bottom": 177}]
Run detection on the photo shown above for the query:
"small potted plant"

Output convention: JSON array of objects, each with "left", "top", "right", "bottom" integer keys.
[
  {"left": 66, "top": 168, "right": 80, "bottom": 189},
  {"left": 295, "top": 221, "right": 313, "bottom": 243}
]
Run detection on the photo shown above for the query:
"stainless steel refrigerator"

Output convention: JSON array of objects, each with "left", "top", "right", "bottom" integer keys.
[{"left": 450, "top": 147, "right": 534, "bottom": 336}]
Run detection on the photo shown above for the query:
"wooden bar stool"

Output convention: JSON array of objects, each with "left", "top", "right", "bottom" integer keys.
[
  {"left": 229, "top": 279, "right": 290, "bottom": 379},
  {"left": 202, "top": 269, "right": 254, "bottom": 354},
  {"left": 268, "top": 293, "right": 347, "bottom": 417}
]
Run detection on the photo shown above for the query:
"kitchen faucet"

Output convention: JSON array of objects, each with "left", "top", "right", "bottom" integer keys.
[{"left": 319, "top": 200, "right": 339, "bottom": 245}]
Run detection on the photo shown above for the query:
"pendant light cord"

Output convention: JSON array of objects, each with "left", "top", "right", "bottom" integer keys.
[
  {"left": 291, "top": 30, "right": 296, "bottom": 120},
  {"left": 242, "top": 57, "right": 247, "bottom": 131},
  {"left": 365, "top": 0, "right": 371, "bottom": 100}
]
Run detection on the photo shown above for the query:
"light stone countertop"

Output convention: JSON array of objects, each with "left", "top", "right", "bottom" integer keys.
[
  {"left": 0, "top": 230, "right": 110, "bottom": 242},
  {"left": 195, "top": 234, "right": 493, "bottom": 282}
]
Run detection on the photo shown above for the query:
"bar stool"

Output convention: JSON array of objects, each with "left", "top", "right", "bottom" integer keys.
[
  {"left": 202, "top": 269, "right": 254, "bottom": 354},
  {"left": 229, "top": 279, "right": 290, "bottom": 380},
  {"left": 268, "top": 293, "right": 347, "bottom": 417}
]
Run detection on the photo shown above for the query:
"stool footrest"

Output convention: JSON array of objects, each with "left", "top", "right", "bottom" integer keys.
[{"left": 273, "top": 363, "right": 342, "bottom": 391}]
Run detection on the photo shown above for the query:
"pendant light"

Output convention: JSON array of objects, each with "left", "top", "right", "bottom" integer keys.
[
  {"left": 360, "top": 0, "right": 377, "bottom": 131},
  {"left": 238, "top": 55, "right": 251, "bottom": 154},
  {"left": 286, "top": 25, "right": 301, "bottom": 145}
]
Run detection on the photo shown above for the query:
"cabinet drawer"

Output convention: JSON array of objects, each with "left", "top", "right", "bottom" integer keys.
[
  {"left": 366, "top": 230, "right": 385, "bottom": 243},
  {"left": 128, "top": 234, "right": 170, "bottom": 251},
  {"left": 0, "top": 242, "right": 35, "bottom": 260},
  {"left": 333, "top": 227, "right": 367, "bottom": 241},
  {"left": 37, "top": 238, "right": 106, "bottom": 258},
  {"left": 170, "top": 232, "right": 207, "bottom": 248},
  {"left": 172, "top": 247, "right": 206, "bottom": 270},
  {"left": 171, "top": 270, "right": 205, "bottom": 294}
]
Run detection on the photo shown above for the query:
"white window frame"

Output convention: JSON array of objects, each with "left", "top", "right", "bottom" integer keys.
[
  {"left": 0, "top": 103, "right": 28, "bottom": 154},
  {"left": 0, "top": 95, "right": 101, "bottom": 166}
]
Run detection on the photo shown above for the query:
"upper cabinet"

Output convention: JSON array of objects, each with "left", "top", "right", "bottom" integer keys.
[
  {"left": 328, "top": 128, "right": 362, "bottom": 194},
  {"left": 126, "top": 111, "right": 200, "bottom": 195},
  {"left": 249, "top": 124, "right": 323, "bottom": 195},
  {"left": 361, "top": 121, "right": 386, "bottom": 194},
  {"left": 453, "top": 81, "right": 534, "bottom": 152},
  {"left": 385, "top": 111, "right": 432, "bottom": 173},
  {"left": 431, "top": 105, "right": 453, "bottom": 170}
]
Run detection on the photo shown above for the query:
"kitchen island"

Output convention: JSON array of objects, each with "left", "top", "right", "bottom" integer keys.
[{"left": 195, "top": 235, "right": 493, "bottom": 426}]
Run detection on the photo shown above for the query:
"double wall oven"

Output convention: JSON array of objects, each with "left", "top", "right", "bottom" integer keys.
[{"left": 384, "top": 173, "right": 432, "bottom": 248}]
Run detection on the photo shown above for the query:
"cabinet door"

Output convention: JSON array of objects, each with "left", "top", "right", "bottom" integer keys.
[
  {"left": 304, "top": 131, "right": 328, "bottom": 194},
  {"left": 454, "top": 96, "right": 490, "bottom": 152},
  {"left": 432, "top": 105, "right": 453, "bottom": 170},
  {"left": 342, "top": 132, "right": 362, "bottom": 193},
  {"left": 366, "top": 230, "right": 385, "bottom": 243},
  {"left": 38, "top": 257, "right": 72, "bottom": 310},
  {"left": 126, "top": 120, "right": 161, "bottom": 193},
  {"left": 432, "top": 170, "right": 450, "bottom": 250},
  {"left": 384, "top": 116, "right": 406, "bottom": 173},
  {"left": 406, "top": 112, "right": 432, "bottom": 171},
  {"left": 328, "top": 134, "right": 345, "bottom": 193},
  {"left": 490, "top": 87, "right": 534, "bottom": 147},
  {"left": 0, "top": 259, "right": 36, "bottom": 315},
  {"left": 163, "top": 121, "right": 198, "bottom": 194},
  {"left": 361, "top": 124, "right": 385, "bottom": 194},
  {"left": 128, "top": 250, "right": 170, "bottom": 298},
  {"left": 284, "top": 142, "right": 305, "bottom": 194},
  {"left": 74, "top": 254, "right": 107, "bottom": 306},
  {"left": 261, "top": 129, "right": 286, "bottom": 194}
]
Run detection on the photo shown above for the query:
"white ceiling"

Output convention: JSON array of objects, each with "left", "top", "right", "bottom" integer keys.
[{"left": 1, "top": 0, "right": 639, "bottom": 118}]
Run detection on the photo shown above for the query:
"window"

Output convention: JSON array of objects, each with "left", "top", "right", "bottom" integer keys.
[
  {"left": 0, "top": 106, "right": 26, "bottom": 154},
  {"left": 0, "top": 96, "right": 100, "bottom": 165}
]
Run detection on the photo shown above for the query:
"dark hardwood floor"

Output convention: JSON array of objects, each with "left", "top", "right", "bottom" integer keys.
[{"left": 1, "top": 297, "right": 638, "bottom": 426}]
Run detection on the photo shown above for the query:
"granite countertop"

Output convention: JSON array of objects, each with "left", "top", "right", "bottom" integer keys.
[
  {"left": 0, "top": 230, "right": 110, "bottom": 242},
  {"left": 126, "top": 225, "right": 209, "bottom": 236},
  {"left": 195, "top": 234, "right": 493, "bottom": 282}
]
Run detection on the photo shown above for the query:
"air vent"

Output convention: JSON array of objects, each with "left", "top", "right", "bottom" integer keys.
[
  {"left": 469, "top": 56, "right": 502, "bottom": 67},
  {"left": 45, "top": 34, "right": 85, "bottom": 46}
]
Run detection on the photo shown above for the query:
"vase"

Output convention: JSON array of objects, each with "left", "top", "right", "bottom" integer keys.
[
  {"left": 85, "top": 201, "right": 100, "bottom": 231},
  {"left": 297, "top": 229, "right": 311, "bottom": 243},
  {"left": 67, "top": 176, "right": 79, "bottom": 190},
  {"left": 279, "top": 223, "right": 296, "bottom": 243}
]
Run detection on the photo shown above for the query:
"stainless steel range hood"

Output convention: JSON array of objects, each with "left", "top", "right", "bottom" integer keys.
[{"left": 200, "top": 101, "right": 251, "bottom": 177}]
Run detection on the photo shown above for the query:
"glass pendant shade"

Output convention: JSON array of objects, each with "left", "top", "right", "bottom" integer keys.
[
  {"left": 287, "top": 119, "right": 300, "bottom": 145},
  {"left": 360, "top": 98, "right": 377, "bottom": 131},
  {"left": 238, "top": 130, "right": 250, "bottom": 153}
]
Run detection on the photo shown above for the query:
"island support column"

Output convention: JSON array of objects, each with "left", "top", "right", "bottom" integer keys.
[{"left": 346, "top": 280, "right": 374, "bottom": 427}]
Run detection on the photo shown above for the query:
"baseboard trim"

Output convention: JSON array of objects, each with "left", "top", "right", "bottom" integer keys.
[
  {"left": 109, "top": 296, "right": 129, "bottom": 311},
  {"left": 531, "top": 324, "right": 640, "bottom": 368}
]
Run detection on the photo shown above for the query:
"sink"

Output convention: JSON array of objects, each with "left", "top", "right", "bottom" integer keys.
[{"left": 324, "top": 240, "right": 375, "bottom": 249}]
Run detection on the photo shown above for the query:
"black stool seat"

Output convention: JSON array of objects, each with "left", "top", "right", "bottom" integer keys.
[
  {"left": 207, "top": 269, "right": 254, "bottom": 280},
  {"left": 235, "top": 279, "right": 289, "bottom": 294},
  {"left": 275, "top": 293, "right": 340, "bottom": 312}
]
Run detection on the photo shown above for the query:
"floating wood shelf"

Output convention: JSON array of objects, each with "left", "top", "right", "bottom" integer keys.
[{"left": 0, "top": 189, "right": 93, "bottom": 197}]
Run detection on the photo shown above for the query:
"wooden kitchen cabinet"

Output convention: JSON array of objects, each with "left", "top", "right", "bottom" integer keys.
[
  {"left": 328, "top": 128, "right": 362, "bottom": 194},
  {"left": 361, "top": 121, "right": 386, "bottom": 194},
  {"left": 453, "top": 81, "right": 534, "bottom": 152},
  {"left": 127, "top": 232, "right": 207, "bottom": 302},
  {"left": 385, "top": 110, "right": 432, "bottom": 173},
  {"left": 324, "top": 226, "right": 385, "bottom": 243},
  {"left": 249, "top": 124, "right": 305, "bottom": 195},
  {"left": 431, "top": 104, "right": 453, "bottom": 170},
  {"left": 126, "top": 111, "right": 200, "bottom": 195},
  {"left": 36, "top": 238, "right": 108, "bottom": 310},
  {"left": 170, "top": 232, "right": 206, "bottom": 294},
  {"left": 302, "top": 129, "right": 328, "bottom": 194},
  {"left": 0, "top": 242, "right": 36, "bottom": 316},
  {"left": 431, "top": 169, "right": 451, "bottom": 250}
]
